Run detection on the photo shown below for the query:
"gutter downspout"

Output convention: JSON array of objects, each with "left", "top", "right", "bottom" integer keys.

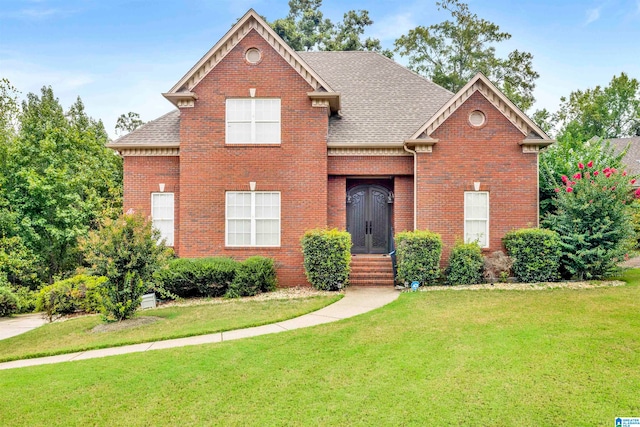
[{"left": 403, "top": 143, "right": 418, "bottom": 230}]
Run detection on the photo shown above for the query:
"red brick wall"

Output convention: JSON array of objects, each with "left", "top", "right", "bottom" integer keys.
[
  {"left": 123, "top": 156, "right": 180, "bottom": 253},
  {"left": 177, "top": 30, "right": 328, "bottom": 287},
  {"left": 393, "top": 175, "right": 414, "bottom": 234},
  {"left": 328, "top": 156, "right": 413, "bottom": 175},
  {"left": 327, "top": 176, "right": 346, "bottom": 229},
  {"left": 417, "top": 91, "right": 538, "bottom": 261}
]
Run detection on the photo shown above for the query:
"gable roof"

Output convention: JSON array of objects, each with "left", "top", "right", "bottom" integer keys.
[
  {"left": 298, "top": 51, "right": 453, "bottom": 146},
  {"left": 163, "top": 9, "right": 335, "bottom": 107},
  {"left": 409, "top": 72, "right": 553, "bottom": 144}
]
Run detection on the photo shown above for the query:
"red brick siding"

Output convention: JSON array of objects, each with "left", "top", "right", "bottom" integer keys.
[
  {"left": 123, "top": 156, "right": 180, "bottom": 253},
  {"left": 328, "top": 176, "right": 346, "bottom": 229},
  {"left": 393, "top": 175, "right": 414, "bottom": 234},
  {"left": 177, "top": 30, "right": 328, "bottom": 287},
  {"left": 328, "top": 156, "right": 413, "bottom": 176},
  {"left": 417, "top": 91, "right": 538, "bottom": 261}
]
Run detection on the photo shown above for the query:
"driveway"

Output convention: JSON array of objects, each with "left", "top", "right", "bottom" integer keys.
[{"left": 0, "top": 313, "right": 47, "bottom": 340}]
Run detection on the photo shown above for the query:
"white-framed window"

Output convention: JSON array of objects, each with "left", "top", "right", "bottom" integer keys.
[
  {"left": 226, "top": 98, "right": 281, "bottom": 144},
  {"left": 151, "top": 192, "right": 174, "bottom": 246},
  {"left": 464, "top": 191, "right": 489, "bottom": 248},
  {"left": 226, "top": 191, "right": 280, "bottom": 246}
]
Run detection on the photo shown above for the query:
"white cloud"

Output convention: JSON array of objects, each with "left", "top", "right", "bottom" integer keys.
[
  {"left": 18, "top": 7, "right": 60, "bottom": 19},
  {"left": 585, "top": 7, "right": 601, "bottom": 24}
]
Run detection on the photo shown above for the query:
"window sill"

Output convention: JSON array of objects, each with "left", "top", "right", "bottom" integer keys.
[
  {"left": 225, "top": 143, "right": 281, "bottom": 147},
  {"left": 225, "top": 246, "right": 282, "bottom": 250}
]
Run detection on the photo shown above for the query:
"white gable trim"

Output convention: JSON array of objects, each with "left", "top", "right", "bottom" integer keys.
[
  {"left": 409, "top": 73, "right": 553, "bottom": 141},
  {"left": 164, "top": 9, "right": 334, "bottom": 105}
]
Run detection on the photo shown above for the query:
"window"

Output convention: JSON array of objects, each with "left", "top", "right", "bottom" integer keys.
[
  {"left": 464, "top": 192, "right": 489, "bottom": 248},
  {"left": 226, "top": 98, "right": 281, "bottom": 144},
  {"left": 226, "top": 191, "right": 280, "bottom": 246},
  {"left": 151, "top": 193, "right": 174, "bottom": 246}
]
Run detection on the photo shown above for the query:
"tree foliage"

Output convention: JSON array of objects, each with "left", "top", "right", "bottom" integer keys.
[
  {"left": 0, "top": 83, "right": 122, "bottom": 284},
  {"left": 115, "top": 112, "right": 145, "bottom": 136},
  {"left": 394, "top": 0, "right": 538, "bottom": 111},
  {"left": 537, "top": 73, "right": 640, "bottom": 141},
  {"left": 270, "top": 0, "right": 392, "bottom": 57}
]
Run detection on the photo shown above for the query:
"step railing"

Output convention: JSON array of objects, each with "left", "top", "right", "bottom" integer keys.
[{"left": 389, "top": 227, "right": 397, "bottom": 283}]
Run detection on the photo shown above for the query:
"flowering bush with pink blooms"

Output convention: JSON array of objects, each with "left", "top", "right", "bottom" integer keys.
[{"left": 544, "top": 161, "right": 636, "bottom": 279}]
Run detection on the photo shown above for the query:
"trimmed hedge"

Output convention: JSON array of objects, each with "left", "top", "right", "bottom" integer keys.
[
  {"left": 445, "top": 241, "right": 484, "bottom": 285},
  {"left": 35, "top": 275, "right": 107, "bottom": 321},
  {"left": 226, "top": 256, "right": 277, "bottom": 298},
  {"left": 154, "top": 257, "right": 239, "bottom": 298},
  {"left": 395, "top": 230, "right": 442, "bottom": 286},
  {"left": 0, "top": 286, "right": 18, "bottom": 317},
  {"left": 503, "top": 228, "right": 561, "bottom": 282},
  {"left": 301, "top": 229, "right": 351, "bottom": 291}
]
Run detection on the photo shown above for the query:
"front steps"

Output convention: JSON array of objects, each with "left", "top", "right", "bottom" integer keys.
[{"left": 349, "top": 254, "right": 395, "bottom": 287}]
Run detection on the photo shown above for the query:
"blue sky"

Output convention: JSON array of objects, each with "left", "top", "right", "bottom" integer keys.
[{"left": 1, "top": 0, "right": 640, "bottom": 139}]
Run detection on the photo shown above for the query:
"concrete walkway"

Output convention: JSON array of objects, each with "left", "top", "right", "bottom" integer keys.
[
  {"left": 0, "top": 313, "right": 48, "bottom": 340},
  {"left": 0, "top": 286, "right": 399, "bottom": 371}
]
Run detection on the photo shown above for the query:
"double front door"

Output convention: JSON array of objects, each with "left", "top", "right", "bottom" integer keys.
[{"left": 347, "top": 185, "right": 390, "bottom": 254}]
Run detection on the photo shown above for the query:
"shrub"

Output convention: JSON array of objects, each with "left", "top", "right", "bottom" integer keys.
[
  {"left": 0, "top": 286, "right": 18, "bottom": 317},
  {"left": 35, "top": 275, "right": 106, "bottom": 321},
  {"left": 301, "top": 229, "right": 351, "bottom": 291},
  {"left": 544, "top": 162, "right": 635, "bottom": 279},
  {"left": 395, "top": 230, "right": 442, "bottom": 286},
  {"left": 81, "top": 213, "right": 172, "bottom": 321},
  {"left": 503, "top": 228, "right": 561, "bottom": 282},
  {"left": 445, "top": 241, "right": 484, "bottom": 285},
  {"left": 154, "top": 257, "right": 239, "bottom": 298},
  {"left": 100, "top": 272, "right": 145, "bottom": 322},
  {"left": 11, "top": 286, "right": 38, "bottom": 313},
  {"left": 226, "top": 256, "right": 277, "bottom": 298},
  {"left": 483, "top": 251, "right": 513, "bottom": 283}
]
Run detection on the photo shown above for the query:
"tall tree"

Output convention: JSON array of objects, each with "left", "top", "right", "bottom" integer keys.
[
  {"left": 115, "top": 112, "right": 145, "bottom": 136},
  {"left": 270, "top": 0, "right": 392, "bottom": 57},
  {"left": 3, "top": 87, "right": 122, "bottom": 283},
  {"left": 394, "top": 0, "right": 538, "bottom": 111},
  {"left": 544, "top": 73, "right": 640, "bottom": 141}
]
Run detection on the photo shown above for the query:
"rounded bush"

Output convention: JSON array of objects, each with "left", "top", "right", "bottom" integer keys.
[
  {"left": 154, "top": 257, "right": 239, "bottom": 298},
  {"left": 0, "top": 286, "right": 19, "bottom": 317},
  {"left": 503, "top": 228, "right": 561, "bottom": 282},
  {"left": 395, "top": 230, "right": 442, "bottom": 286},
  {"left": 36, "top": 275, "right": 106, "bottom": 321},
  {"left": 445, "top": 241, "right": 484, "bottom": 285},
  {"left": 301, "top": 229, "right": 351, "bottom": 291},
  {"left": 226, "top": 256, "right": 277, "bottom": 298}
]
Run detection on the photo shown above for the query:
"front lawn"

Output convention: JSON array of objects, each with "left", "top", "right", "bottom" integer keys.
[
  {"left": 0, "top": 294, "right": 341, "bottom": 362},
  {"left": 1, "top": 273, "right": 639, "bottom": 426}
]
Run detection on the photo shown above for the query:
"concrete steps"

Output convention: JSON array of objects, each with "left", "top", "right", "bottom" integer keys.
[{"left": 349, "top": 255, "right": 395, "bottom": 287}]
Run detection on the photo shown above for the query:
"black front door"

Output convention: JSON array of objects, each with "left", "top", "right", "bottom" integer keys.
[{"left": 347, "top": 185, "right": 390, "bottom": 254}]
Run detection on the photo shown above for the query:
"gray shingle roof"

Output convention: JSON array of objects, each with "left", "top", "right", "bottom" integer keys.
[
  {"left": 110, "top": 52, "right": 454, "bottom": 147},
  {"left": 609, "top": 136, "right": 640, "bottom": 176},
  {"left": 298, "top": 51, "right": 454, "bottom": 145},
  {"left": 107, "top": 109, "right": 180, "bottom": 147}
]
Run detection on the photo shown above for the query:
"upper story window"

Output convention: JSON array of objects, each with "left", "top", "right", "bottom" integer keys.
[
  {"left": 464, "top": 191, "right": 489, "bottom": 248},
  {"left": 151, "top": 192, "right": 174, "bottom": 246},
  {"left": 226, "top": 98, "right": 281, "bottom": 144}
]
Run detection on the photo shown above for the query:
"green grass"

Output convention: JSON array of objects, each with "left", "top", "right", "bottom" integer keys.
[
  {"left": 1, "top": 273, "right": 640, "bottom": 426},
  {"left": 0, "top": 295, "right": 341, "bottom": 362}
]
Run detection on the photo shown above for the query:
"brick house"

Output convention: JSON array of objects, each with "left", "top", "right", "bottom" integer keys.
[{"left": 108, "top": 9, "right": 553, "bottom": 287}]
